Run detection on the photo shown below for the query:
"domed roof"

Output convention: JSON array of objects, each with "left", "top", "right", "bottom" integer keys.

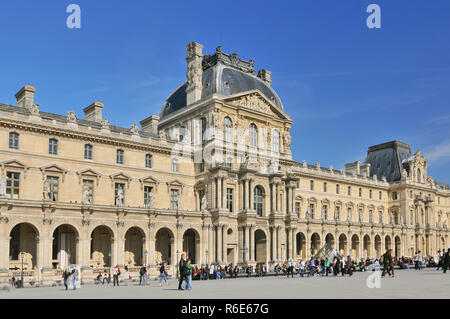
[{"left": 160, "top": 50, "right": 283, "bottom": 118}]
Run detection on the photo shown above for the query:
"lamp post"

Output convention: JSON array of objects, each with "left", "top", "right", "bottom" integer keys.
[
  {"left": 176, "top": 250, "right": 180, "bottom": 279},
  {"left": 19, "top": 252, "right": 26, "bottom": 288}
]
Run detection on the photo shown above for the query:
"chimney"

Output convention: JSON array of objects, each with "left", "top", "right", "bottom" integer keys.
[
  {"left": 140, "top": 115, "right": 160, "bottom": 135},
  {"left": 257, "top": 69, "right": 272, "bottom": 86},
  {"left": 360, "top": 163, "right": 371, "bottom": 177},
  {"left": 83, "top": 101, "right": 104, "bottom": 122},
  {"left": 185, "top": 42, "right": 203, "bottom": 105},
  {"left": 15, "top": 85, "right": 36, "bottom": 109},
  {"left": 345, "top": 161, "right": 361, "bottom": 175}
]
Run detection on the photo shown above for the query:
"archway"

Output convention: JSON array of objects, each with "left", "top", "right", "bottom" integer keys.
[
  {"left": 374, "top": 235, "right": 382, "bottom": 258},
  {"left": 155, "top": 228, "right": 174, "bottom": 265},
  {"left": 254, "top": 229, "right": 267, "bottom": 263},
  {"left": 310, "top": 233, "right": 321, "bottom": 256},
  {"left": 52, "top": 224, "right": 78, "bottom": 269},
  {"left": 395, "top": 236, "right": 401, "bottom": 257},
  {"left": 91, "top": 226, "right": 114, "bottom": 268},
  {"left": 338, "top": 234, "right": 347, "bottom": 256},
  {"left": 296, "top": 232, "right": 306, "bottom": 259},
  {"left": 441, "top": 237, "right": 446, "bottom": 251},
  {"left": 385, "top": 235, "right": 392, "bottom": 250},
  {"left": 9, "top": 223, "right": 39, "bottom": 269},
  {"left": 125, "top": 227, "right": 146, "bottom": 267},
  {"left": 325, "top": 233, "right": 335, "bottom": 248},
  {"left": 351, "top": 234, "right": 359, "bottom": 259},
  {"left": 183, "top": 229, "right": 199, "bottom": 264},
  {"left": 363, "top": 235, "right": 371, "bottom": 258}
]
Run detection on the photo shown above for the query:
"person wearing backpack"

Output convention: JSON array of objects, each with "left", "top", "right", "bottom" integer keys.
[
  {"left": 139, "top": 266, "right": 148, "bottom": 286},
  {"left": 62, "top": 269, "right": 70, "bottom": 290},
  {"left": 112, "top": 265, "right": 120, "bottom": 286}
]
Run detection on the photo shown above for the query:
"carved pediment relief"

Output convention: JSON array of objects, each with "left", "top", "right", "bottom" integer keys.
[
  {"left": 77, "top": 169, "right": 101, "bottom": 185},
  {"left": 1, "top": 160, "right": 29, "bottom": 177},
  {"left": 166, "top": 179, "right": 185, "bottom": 193},
  {"left": 110, "top": 172, "right": 132, "bottom": 182},
  {"left": 40, "top": 164, "right": 67, "bottom": 181},
  {"left": 224, "top": 90, "right": 289, "bottom": 120},
  {"left": 139, "top": 175, "right": 159, "bottom": 190}
]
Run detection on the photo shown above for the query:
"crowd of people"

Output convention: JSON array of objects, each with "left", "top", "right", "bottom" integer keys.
[{"left": 9, "top": 248, "right": 450, "bottom": 290}]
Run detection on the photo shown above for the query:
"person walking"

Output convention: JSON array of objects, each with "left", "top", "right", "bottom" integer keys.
[
  {"left": 417, "top": 251, "right": 424, "bottom": 270},
  {"left": 442, "top": 248, "right": 450, "bottom": 274},
  {"left": 178, "top": 252, "right": 187, "bottom": 290},
  {"left": 139, "top": 266, "right": 149, "bottom": 286},
  {"left": 185, "top": 258, "right": 193, "bottom": 290},
  {"left": 381, "top": 249, "right": 394, "bottom": 278},
  {"left": 71, "top": 268, "right": 78, "bottom": 290},
  {"left": 62, "top": 269, "right": 70, "bottom": 290},
  {"left": 159, "top": 262, "right": 169, "bottom": 286},
  {"left": 96, "top": 273, "right": 103, "bottom": 285},
  {"left": 325, "top": 257, "right": 331, "bottom": 276}
]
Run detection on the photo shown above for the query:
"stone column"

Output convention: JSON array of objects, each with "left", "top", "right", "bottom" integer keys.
[
  {"left": 245, "top": 225, "right": 250, "bottom": 263},
  {"left": 249, "top": 180, "right": 253, "bottom": 211},
  {"left": 243, "top": 180, "right": 248, "bottom": 210},
  {"left": 0, "top": 227, "right": 10, "bottom": 284},
  {"left": 286, "top": 187, "right": 291, "bottom": 214},
  {"left": 292, "top": 228, "right": 296, "bottom": 259},
  {"left": 222, "top": 225, "right": 227, "bottom": 263},
  {"left": 222, "top": 177, "right": 227, "bottom": 210},
  {"left": 277, "top": 226, "right": 282, "bottom": 261},
  {"left": 271, "top": 227, "right": 276, "bottom": 261},
  {"left": 270, "top": 183, "right": 275, "bottom": 213},
  {"left": 217, "top": 177, "right": 222, "bottom": 209}
]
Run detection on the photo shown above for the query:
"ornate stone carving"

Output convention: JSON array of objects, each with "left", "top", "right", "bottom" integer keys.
[
  {"left": 0, "top": 176, "right": 6, "bottom": 198},
  {"left": 101, "top": 118, "right": 110, "bottom": 129},
  {"left": 66, "top": 111, "right": 77, "bottom": 123},
  {"left": 130, "top": 124, "right": 139, "bottom": 135},
  {"left": 29, "top": 103, "right": 40, "bottom": 115},
  {"left": 283, "top": 130, "right": 291, "bottom": 148},
  {"left": 82, "top": 183, "right": 92, "bottom": 205},
  {"left": 231, "top": 93, "right": 271, "bottom": 114},
  {"left": 115, "top": 188, "right": 124, "bottom": 207},
  {"left": 43, "top": 178, "right": 51, "bottom": 201}
]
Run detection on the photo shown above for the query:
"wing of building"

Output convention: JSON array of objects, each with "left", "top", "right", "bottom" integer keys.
[{"left": 0, "top": 42, "right": 448, "bottom": 285}]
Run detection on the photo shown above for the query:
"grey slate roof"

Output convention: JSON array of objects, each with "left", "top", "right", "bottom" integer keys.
[
  {"left": 160, "top": 62, "right": 283, "bottom": 118},
  {"left": 364, "top": 141, "right": 412, "bottom": 182}
]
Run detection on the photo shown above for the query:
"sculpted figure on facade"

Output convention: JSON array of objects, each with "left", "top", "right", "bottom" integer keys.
[
  {"left": 359, "top": 209, "right": 363, "bottom": 222},
  {"left": 130, "top": 124, "right": 139, "bottom": 135},
  {"left": 29, "top": 103, "right": 40, "bottom": 115},
  {"left": 101, "top": 118, "right": 109, "bottom": 129},
  {"left": 347, "top": 209, "right": 352, "bottom": 222},
  {"left": 43, "top": 178, "right": 51, "bottom": 200},
  {"left": 201, "top": 191, "right": 208, "bottom": 212},
  {"left": 369, "top": 211, "right": 374, "bottom": 224},
  {"left": 186, "top": 64, "right": 202, "bottom": 87},
  {"left": 82, "top": 184, "right": 92, "bottom": 205},
  {"left": 116, "top": 188, "right": 124, "bottom": 207},
  {"left": 379, "top": 212, "right": 383, "bottom": 224},
  {"left": 0, "top": 176, "right": 7, "bottom": 197},
  {"left": 66, "top": 111, "right": 77, "bottom": 123},
  {"left": 283, "top": 130, "right": 291, "bottom": 149},
  {"left": 148, "top": 190, "right": 155, "bottom": 208}
]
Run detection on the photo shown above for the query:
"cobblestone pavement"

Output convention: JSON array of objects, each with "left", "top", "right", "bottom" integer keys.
[{"left": 1, "top": 268, "right": 449, "bottom": 299}]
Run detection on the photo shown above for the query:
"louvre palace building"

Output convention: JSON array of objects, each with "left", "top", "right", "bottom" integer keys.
[{"left": 0, "top": 42, "right": 449, "bottom": 285}]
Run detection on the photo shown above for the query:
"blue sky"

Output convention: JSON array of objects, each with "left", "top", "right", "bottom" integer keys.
[{"left": 0, "top": 1, "right": 449, "bottom": 183}]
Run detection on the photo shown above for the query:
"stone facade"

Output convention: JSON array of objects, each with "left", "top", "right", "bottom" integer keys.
[{"left": 0, "top": 42, "right": 449, "bottom": 285}]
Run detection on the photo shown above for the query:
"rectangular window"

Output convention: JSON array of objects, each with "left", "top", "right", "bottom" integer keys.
[
  {"left": 84, "top": 144, "right": 93, "bottom": 160},
  {"left": 115, "top": 183, "right": 125, "bottom": 205},
  {"left": 347, "top": 186, "right": 351, "bottom": 196},
  {"left": 82, "top": 179, "right": 94, "bottom": 204},
  {"left": 6, "top": 172, "right": 20, "bottom": 199},
  {"left": 369, "top": 189, "right": 372, "bottom": 199},
  {"left": 295, "top": 202, "right": 300, "bottom": 217},
  {"left": 310, "top": 180, "right": 314, "bottom": 191},
  {"left": 47, "top": 176, "right": 59, "bottom": 201},
  {"left": 296, "top": 181, "right": 300, "bottom": 189},
  {"left": 392, "top": 192, "right": 398, "bottom": 200},
  {"left": 144, "top": 186, "right": 153, "bottom": 208},
  {"left": 379, "top": 191, "right": 382, "bottom": 200},
  {"left": 170, "top": 189, "right": 180, "bottom": 209},
  {"left": 309, "top": 204, "right": 315, "bottom": 219},
  {"left": 336, "top": 184, "right": 340, "bottom": 194},
  {"left": 49, "top": 139, "right": 58, "bottom": 155},
  {"left": 9, "top": 132, "right": 19, "bottom": 149},
  {"left": 116, "top": 150, "right": 124, "bottom": 164},
  {"left": 172, "top": 160, "right": 179, "bottom": 172},
  {"left": 226, "top": 188, "right": 233, "bottom": 212},
  {"left": 145, "top": 154, "right": 152, "bottom": 168},
  {"left": 199, "top": 190, "right": 205, "bottom": 210},
  {"left": 179, "top": 126, "right": 186, "bottom": 142},
  {"left": 359, "top": 188, "right": 362, "bottom": 197},
  {"left": 335, "top": 206, "right": 340, "bottom": 220},
  {"left": 323, "top": 182, "right": 327, "bottom": 192}
]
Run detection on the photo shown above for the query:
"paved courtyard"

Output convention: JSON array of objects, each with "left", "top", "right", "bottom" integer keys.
[{"left": 1, "top": 268, "right": 449, "bottom": 299}]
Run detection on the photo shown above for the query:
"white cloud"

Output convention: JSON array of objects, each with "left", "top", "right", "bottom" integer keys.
[{"left": 424, "top": 139, "right": 450, "bottom": 163}]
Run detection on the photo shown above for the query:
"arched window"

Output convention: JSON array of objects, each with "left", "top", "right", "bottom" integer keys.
[
  {"left": 9, "top": 132, "right": 19, "bottom": 149},
  {"left": 417, "top": 168, "right": 421, "bottom": 183},
  {"left": 179, "top": 126, "right": 186, "bottom": 142},
  {"left": 145, "top": 154, "right": 152, "bottom": 168},
  {"left": 254, "top": 186, "right": 264, "bottom": 216},
  {"left": 249, "top": 124, "right": 257, "bottom": 147},
  {"left": 223, "top": 117, "right": 233, "bottom": 142},
  {"left": 272, "top": 129, "right": 280, "bottom": 153}
]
